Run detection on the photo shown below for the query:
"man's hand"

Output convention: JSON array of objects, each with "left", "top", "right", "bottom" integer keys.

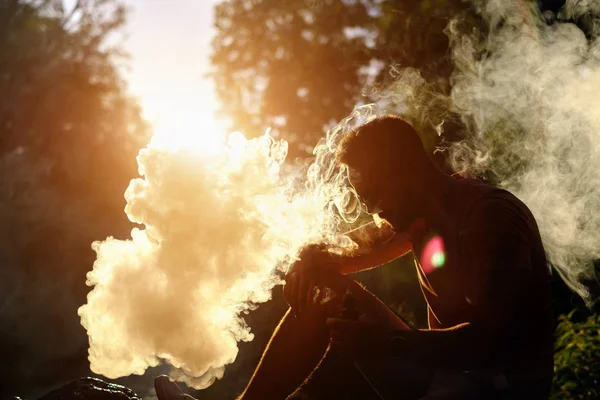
[{"left": 283, "top": 244, "right": 341, "bottom": 315}]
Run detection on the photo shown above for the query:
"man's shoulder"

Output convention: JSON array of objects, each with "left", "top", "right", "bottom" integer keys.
[
  {"left": 460, "top": 179, "right": 529, "bottom": 213},
  {"left": 458, "top": 179, "right": 537, "bottom": 234}
]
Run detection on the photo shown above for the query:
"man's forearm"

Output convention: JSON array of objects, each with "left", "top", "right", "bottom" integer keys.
[
  {"left": 328, "top": 233, "right": 412, "bottom": 275},
  {"left": 391, "top": 270, "right": 537, "bottom": 371},
  {"left": 333, "top": 252, "right": 397, "bottom": 274}
]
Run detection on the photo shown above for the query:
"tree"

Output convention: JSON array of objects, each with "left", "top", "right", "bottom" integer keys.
[
  {"left": 211, "top": 0, "right": 371, "bottom": 157},
  {"left": 211, "top": 0, "right": 474, "bottom": 158},
  {"left": 551, "top": 311, "right": 600, "bottom": 399},
  {"left": 0, "top": 1, "right": 149, "bottom": 397}
]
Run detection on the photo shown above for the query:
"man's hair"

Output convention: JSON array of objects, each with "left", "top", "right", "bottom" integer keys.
[{"left": 336, "top": 115, "right": 433, "bottom": 180}]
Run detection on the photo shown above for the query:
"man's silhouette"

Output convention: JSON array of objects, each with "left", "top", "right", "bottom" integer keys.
[{"left": 157, "top": 115, "right": 554, "bottom": 399}]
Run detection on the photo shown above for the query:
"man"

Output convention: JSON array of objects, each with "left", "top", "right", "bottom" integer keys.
[{"left": 156, "top": 115, "right": 554, "bottom": 399}]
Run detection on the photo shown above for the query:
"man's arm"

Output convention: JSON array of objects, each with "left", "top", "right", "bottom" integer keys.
[
  {"left": 390, "top": 269, "right": 536, "bottom": 369},
  {"left": 285, "top": 220, "right": 412, "bottom": 314},
  {"left": 315, "top": 220, "right": 413, "bottom": 275},
  {"left": 332, "top": 232, "right": 412, "bottom": 275},
  {"left": 389, "top": 197, "right": 538, "bottom": 370}
]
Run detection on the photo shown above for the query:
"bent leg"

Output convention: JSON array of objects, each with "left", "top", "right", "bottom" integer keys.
[
  {"left": 239, "top": 273, "right": 409, "bottom": 400},
  {"left": 239, "top": 278, "right": 351, "bottom": 400},
  {"left": 238, "top": 307, "right": 329, "bottom": 400}
]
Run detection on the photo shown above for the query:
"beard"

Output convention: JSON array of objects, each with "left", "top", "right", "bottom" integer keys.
[{"left": 379, "top": 207, "right": 418, "bottom": 233}]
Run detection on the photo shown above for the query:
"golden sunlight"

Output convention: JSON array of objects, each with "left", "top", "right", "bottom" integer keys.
[{"left": 145, "top": 94, "right": 227, "bottom": 152}]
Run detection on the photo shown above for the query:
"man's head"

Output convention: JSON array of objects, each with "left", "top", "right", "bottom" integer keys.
[{"left": 336, "top": 115, "right": 438, "bottom": 230}]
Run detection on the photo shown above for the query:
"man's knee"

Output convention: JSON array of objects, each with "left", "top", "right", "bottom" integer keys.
[{"left": 281, "top": 273, "right": 366, "bottom": 334}]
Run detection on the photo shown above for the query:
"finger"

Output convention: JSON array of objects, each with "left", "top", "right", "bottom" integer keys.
[
  {"left": 298, "top": 270, "right": 311, "bottom": 314},
  {"left": 284, "top": 263, "right": 299, "bottom": 285},
  {"left": 281, "top": 282, "right": 290, "bottom": 304},
  {"left": 282, "top": 273, "right": 290, "bottom": 301},
  {"left": 289, "top": 272, "right": 300, "bottom": 314},
  {"left": 283, "top": 269, "right": 298, "bottom": 302},
  {"left": 282, "top": 277, "right": 290, "bottom": 302},
  {"left": 305, "top": 278, "right": 317, "bottom": 309},
  {"left": 283, "top": 272, "right": 295, "bottom": 308}
]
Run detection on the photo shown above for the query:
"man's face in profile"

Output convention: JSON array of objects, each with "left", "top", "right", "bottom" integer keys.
[
  {"left": 347, "top": 167, "right": 381, "bottom": 215},
  {"left": 347, "top": 165, "right": 420, "bottom": 232}
]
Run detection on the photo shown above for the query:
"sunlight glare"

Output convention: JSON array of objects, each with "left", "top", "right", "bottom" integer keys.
[{"left": 143, "top": 93, "right": 228, "bottom": 153}]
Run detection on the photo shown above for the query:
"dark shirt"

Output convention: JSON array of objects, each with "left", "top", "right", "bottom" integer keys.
[{"left": 396, "top": 178, "right": 554, "bottom": 382}]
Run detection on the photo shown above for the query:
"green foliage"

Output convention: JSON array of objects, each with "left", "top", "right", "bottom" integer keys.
[
  {"left": 0, "top": 1, "right": 148, "bottom": 397},
  {"left": 551, "top": 311, "right": 600, "bottom": 400},
  {"left": 211, "top": 0, "right": 473, "bottom": 158}
]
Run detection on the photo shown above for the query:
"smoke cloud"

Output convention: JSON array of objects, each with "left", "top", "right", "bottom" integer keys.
[
  {"left": 443, "top": 0, "right": 600, "bottom": 304},
  {"left": 78, "top": 131, "right": 363, "bottom": 388}
]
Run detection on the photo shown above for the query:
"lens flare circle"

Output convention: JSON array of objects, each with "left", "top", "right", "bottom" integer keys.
[{"left": 420, "top": 235, "right": 446, "bottom": 274}]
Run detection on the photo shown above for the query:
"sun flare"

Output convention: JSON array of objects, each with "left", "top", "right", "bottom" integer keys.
[
  {"left": 149, "top": 103, "right": 227, "bottom": 152},
  {"left": 132, "top": 77, "right": 229, "bottom": 153}
]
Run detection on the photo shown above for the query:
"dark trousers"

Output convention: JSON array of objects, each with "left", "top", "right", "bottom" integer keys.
[{"left": 295, "top": 353, "right": 551, "bottom": 400}]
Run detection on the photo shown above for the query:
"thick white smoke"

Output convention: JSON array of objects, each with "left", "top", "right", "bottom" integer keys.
[
  {"left": 78, "top": 131, "right": 363, "bottom": 388},
  {"left": 444, "top": 0, "right": 600, "bottom": 303}
]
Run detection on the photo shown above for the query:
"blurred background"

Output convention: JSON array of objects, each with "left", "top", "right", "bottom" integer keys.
[{"left": 0, "top": 0, "right": 598, "bottom": 399}]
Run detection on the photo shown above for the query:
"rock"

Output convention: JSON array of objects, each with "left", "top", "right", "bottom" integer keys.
[{"left": 35, "top": 377, "right": 140, "bottom": 400}]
